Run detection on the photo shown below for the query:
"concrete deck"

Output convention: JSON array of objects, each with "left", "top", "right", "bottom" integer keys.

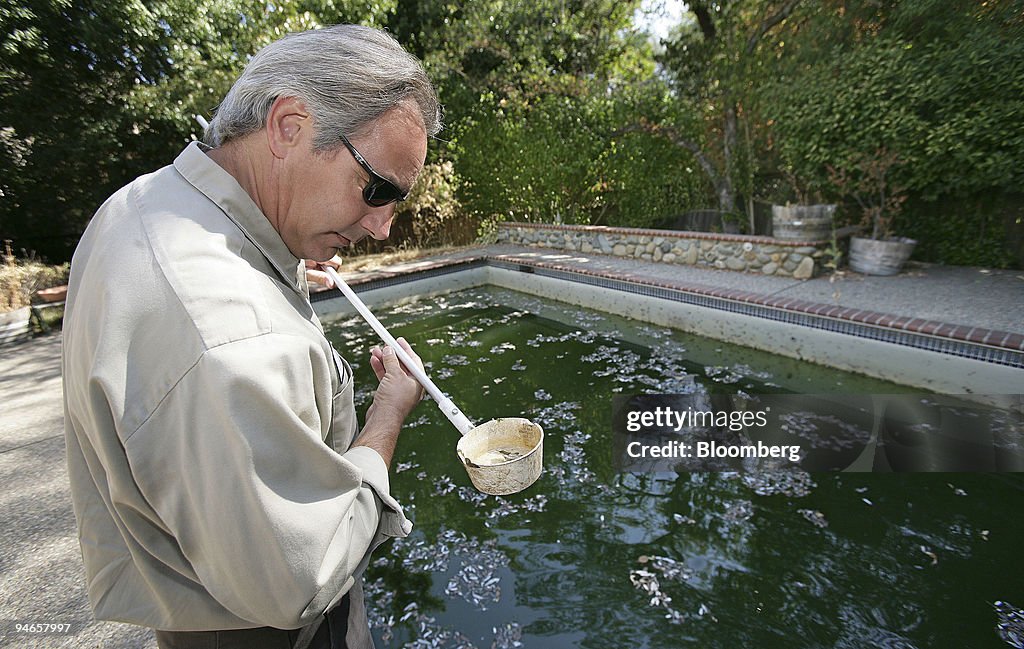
[
  {"left": 1, "top": 244, "right": 1021, "bottom": 647},
  {"left": 335, "top": 245, "right": 1024, "bottom": 338}
]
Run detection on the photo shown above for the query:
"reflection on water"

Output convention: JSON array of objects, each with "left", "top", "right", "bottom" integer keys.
[{"left": 322, "top": 287, "right": 1024, "bottom": 649}]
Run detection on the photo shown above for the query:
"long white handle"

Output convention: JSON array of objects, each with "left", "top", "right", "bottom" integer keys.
[{"left": 323, "top": 266, "right": 475, "bottom": 435}]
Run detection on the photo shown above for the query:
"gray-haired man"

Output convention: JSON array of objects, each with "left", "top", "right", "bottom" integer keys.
[{"left": 62, "top": 24, "right": 439, "bottom": 649}]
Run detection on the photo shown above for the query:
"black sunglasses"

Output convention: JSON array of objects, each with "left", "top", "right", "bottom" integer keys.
[{"left": 339, "top": 134, "right": 409, "bottom": 207}]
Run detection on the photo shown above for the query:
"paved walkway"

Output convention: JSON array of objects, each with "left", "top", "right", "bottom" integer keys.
[
  {"left": 338, "top": 244, "right": 1024, "bottom": 339},
  {"left": 1, "top": 245, "right": 1020, "bottom": 647},
  {"left": 0, "top": 333, "right": 155, "bottom": 648}
]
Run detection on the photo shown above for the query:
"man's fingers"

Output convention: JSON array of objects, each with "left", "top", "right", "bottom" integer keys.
[
  {"left": 394, "top": 337, "right": 424, "bottom": 371},
  {"left": 369, "top": 349, "right": 385, "bottom": 381},
  {"left": 379, "top": 344, "right": 402, "bottom": 373},
  {"left": 305, "top": 268, "right": 334, "bottom": 288}
]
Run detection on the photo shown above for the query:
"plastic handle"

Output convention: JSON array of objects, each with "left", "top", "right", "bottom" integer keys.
[{"left": 323, "top": 266, "right": 475, "bottom": 435}]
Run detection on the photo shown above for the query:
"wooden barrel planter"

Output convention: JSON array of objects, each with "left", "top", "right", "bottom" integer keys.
[
  {"left": 848, "top": 237, "right": 917, "bottom": 276},
  {"left": 771, "top": 204, "right": 835, "bottom": 242}
]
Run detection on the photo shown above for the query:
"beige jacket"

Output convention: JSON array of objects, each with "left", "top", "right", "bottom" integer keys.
[{"left": 62, "top": 141, "right": 410, "bottom": 632}]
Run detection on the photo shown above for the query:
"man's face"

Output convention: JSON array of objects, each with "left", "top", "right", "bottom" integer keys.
[{"left": 275, "top": 102, "right": 428, "bottom": 262}]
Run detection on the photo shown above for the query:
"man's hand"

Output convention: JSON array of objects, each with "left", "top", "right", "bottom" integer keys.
[
  {"left": 353, "top": 337, "right": 425, "bottom": 466},
  {"left": 304, "top": 256, "right": 342, "bottom": 288}
]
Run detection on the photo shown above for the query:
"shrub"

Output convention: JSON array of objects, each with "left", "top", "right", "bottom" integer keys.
[
  {"left": 1, "top": 241, "right": 70, "bottom": 312},
  {"left": 397, "top": 161, "right": 474, "bottom": 248}
]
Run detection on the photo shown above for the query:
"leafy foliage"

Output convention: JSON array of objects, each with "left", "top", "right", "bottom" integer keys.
[
  {"left": 827, "top": 148, "right": 906, "bottom": 240},
  {"left": 760, "top": 0, "right": 1023, "bottom": 264},
  {"left": 398, "top": 160, "right": 469, "bottom": 248},
  {"left": 0, "top": 0, "right": 1020, "bottom": 267}
]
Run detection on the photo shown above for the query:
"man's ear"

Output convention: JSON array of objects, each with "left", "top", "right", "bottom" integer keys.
[{"left": 266, "top": 96, "right": 309, "bottom": 159}]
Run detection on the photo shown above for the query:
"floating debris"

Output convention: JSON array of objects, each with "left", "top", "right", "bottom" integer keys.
[
  {"left": 530, "top": 402, "right": 581, "bottom": 430},
  {"left": 948, "top": 483, "right": 968, "bottom": 497},
  {"left": 696, "top": 603, "right": 718, "bottom": 622},
  {"left": 445, "top": 566, "right": 501, "bottom": 610},
  {"left": 534, "top": 389, "right": 552, "bottom": 401},
  {"left": 510, "top": 360, "right": 527, "bottom": 371},
  {"left": 629, "top": 554, "right": 696, "bottom": 625},
  {"left": 362, "top": 576, "right": 396, "bottom": 644},
  {"left": 454, "top": 486, "right": 489, "bottom": 506},
  {"left": 581, "top": 345, "right": 637, "bottom": 366},
  {"left": 919, "top": 545, "right": 939, "bottom": 566},
  {"left": 399, "top": 536, "right": 451, "bottom": 573},
  {"left": 728, "top": 363, "right": 773, "bottom": 381},
  {"left": 490, "top": 342, "right": 516, "bottom": 355},
  {"left": 741, "top": 469, "right": 816, "bottom": 497},
  {"left": 778, "top": 411, "right": 870, "bottom": 451},
  {"left": 486, "top": 494, "right": 549, "bottom": 524},
  {"left": 995, "top": 601, "right": 1024, "bottom": 649},
  {"left": 442, "top": 535, "right": 511, "bottom": 611},
  {"left": 639, "top": 555, "right": 694, "bottom": 582},
  {"left": 491, "top": 622, "right": 523, "bottom": 649},
  {"left": 525, "top": 334, "right": 562, "bottom": 348},
  {"left": 630, "top": 568, "right": 669, "bottom": 607},
  {"left": 798, "top": 509, "right": 829, "bottom": 528},
  {"left": 550, "top": 430, "right": 595, "bottom": 486},
  {"left": 442, "top": 354, "right": 471, "bottom": 366},
  {"left": 395, "top": 461, "right": 420, "bottom": 473},
  {"left": 434, "top": 475, "right": 457, "bottom": 496},
  {"left": 704, "top": 365, "right": 743, "bottom": 384},
  {"left": 393, "top": 529, "right": 511, "bottom": 615},
  {"left": 673, "top": 513, "right": 697, "bottom": 525},
  {"left": 721, "top": 499, "right": 754, "bottom": 526}
]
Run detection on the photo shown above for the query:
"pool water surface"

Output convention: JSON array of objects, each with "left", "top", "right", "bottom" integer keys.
[{"left": 322, "top": 286, "right": 1024, "bottom": 649}]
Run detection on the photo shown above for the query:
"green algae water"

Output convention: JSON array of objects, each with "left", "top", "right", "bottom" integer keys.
[{"left": 322, "top": 286, "right": 1024, "bottom": 649}]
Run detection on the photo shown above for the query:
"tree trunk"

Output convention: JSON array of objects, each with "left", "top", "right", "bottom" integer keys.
[{"left": 719, "top": 103, "right": 739, "bottom": 213}]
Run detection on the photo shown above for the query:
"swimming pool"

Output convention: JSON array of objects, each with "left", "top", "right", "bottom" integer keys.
[{"left": 322, "top": 286, "right": 1023, "bottom": 649}]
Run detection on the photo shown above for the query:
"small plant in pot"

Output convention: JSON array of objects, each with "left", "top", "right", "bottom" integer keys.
[{"left": 828, "top": 148, "right": 915, "bottom": 276}]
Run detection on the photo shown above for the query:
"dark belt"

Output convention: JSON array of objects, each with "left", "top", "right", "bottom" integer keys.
[{"left": 155, "top": 585, "right": 374, "bottom": 649}]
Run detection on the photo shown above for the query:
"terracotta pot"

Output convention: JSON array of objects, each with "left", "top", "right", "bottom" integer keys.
[{"left": 35, "top": 285, "right": 68, "bottom": 303}]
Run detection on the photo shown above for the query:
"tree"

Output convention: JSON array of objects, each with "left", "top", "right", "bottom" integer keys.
[
  {"left": 653, "top": 0, "right": 802, "bottom": 218},
  {"left": 0, "top": 0, "right": 384, "bottom": 262},
  {"left": 0, "top": 0, "right": 176, "bottom": 260},
  {"left": 396, "top": 0, "right": 705, "bottom": 228},
  {"left": 763, "top": 0, "right": 1024, "bottom": 265}
]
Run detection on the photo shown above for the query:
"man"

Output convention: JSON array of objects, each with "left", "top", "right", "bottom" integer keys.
[{"left": 62, "top": 25, "right": 440, "bottom": 649}]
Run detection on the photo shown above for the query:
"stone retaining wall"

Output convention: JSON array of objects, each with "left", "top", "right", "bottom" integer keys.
[{"left": 496, "top": 222, "right": 829, "bottom": 278}]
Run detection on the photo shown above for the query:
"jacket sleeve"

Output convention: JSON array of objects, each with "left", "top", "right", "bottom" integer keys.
[{"left": 122, "top": 332, "right": 410, "bottom": 629}]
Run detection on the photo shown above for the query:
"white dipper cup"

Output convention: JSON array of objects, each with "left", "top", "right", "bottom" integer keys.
[{"left": 323, "top": 266, "right": 543, "bottom": 495}]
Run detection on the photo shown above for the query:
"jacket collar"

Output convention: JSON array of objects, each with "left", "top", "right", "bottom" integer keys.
[{"left": 173, "top": 141, "right": 304, "bottom": 294}]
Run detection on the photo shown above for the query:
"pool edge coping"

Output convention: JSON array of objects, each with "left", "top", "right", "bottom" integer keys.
[{"left": 310, "top": 254, "right": 1024, "bottom": 369}]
